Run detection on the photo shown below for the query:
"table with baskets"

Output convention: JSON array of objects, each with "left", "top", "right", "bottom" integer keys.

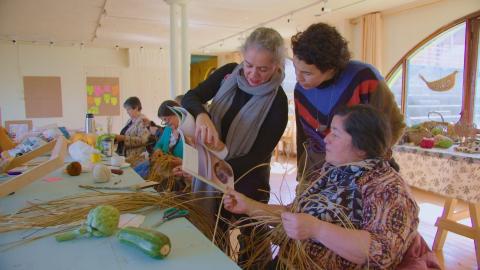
[{"left": 393, "top": 144, "right": 480, "bottom": 266}]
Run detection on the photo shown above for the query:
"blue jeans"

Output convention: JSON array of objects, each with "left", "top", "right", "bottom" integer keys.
[{"left": 133, "top": 160, "right": 150, "bottom": 179}]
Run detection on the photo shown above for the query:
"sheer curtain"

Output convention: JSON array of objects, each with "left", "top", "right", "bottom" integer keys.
[{"left": 362, "top": 12, "right": 383, "bottom": 72}]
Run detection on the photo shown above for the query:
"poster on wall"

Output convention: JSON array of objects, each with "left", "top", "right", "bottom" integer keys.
[
  {"left": 23, "top": 76, "right": 63, "bottom": 118},
  {"left": 86, "top": 77, "right": 120, "bottom": 116}
]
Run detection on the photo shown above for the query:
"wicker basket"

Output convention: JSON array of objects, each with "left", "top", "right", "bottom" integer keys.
[
  {"left": 419, "top": 71, "right": 458, "bottom": 92},
  {"left": 422, "top": 112, "right": 459, "bottom": 141},
  {"left": 405, "top": 127, "right": 432, "bottom": 145}
]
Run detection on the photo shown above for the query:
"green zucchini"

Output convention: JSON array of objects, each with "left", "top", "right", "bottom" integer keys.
[{"left": 117, "top": 226, "right": 171, "bottom": 259}]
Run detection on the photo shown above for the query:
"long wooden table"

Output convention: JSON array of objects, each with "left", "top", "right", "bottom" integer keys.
[
  {"left": 0, "top": 161, "right": 240, "bottom": 270},
  {"left": 393, "top": 144, "right": 480, "bottom": 267}
]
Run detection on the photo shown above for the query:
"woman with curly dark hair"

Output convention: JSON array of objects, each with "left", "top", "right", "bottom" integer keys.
[{"left": 291, "top": 23, "right": 405, "bottom": 187}]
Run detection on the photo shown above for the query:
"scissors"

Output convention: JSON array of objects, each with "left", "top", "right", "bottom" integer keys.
[{"left": 152, "top": 207, "right": 189, "bottom": 227}]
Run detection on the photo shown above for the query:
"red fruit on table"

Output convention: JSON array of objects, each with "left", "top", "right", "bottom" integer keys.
[{"left": 420, "top": 137, "right": 435, "bottom": 149}]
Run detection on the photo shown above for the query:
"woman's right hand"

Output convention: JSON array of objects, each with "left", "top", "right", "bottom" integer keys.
[
  {"left": 195, "top": 113, "right": 222, "bottom": 150},
  {"left": 223, "top": 187, "right": 250, "bottom": 215}
]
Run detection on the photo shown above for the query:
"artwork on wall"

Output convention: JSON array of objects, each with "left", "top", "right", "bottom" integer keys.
[
  {"left": 23, "top": 76, "right": 63, "bottom": 118},
  {"left": 86, "top": 77, "right": 120, "bottom": 116},
  {"left": 5, "top": 120, "right": 32, "bottom": 141}
]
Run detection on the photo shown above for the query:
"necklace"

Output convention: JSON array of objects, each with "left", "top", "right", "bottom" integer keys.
[{"left": 315, "top": 88, "right": 335, "bottom": 133}]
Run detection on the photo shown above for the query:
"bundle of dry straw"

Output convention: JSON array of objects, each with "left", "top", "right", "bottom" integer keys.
[
  {"left": 229, "top": 191, "right": 356, "bottom": 270},
  {"left": 0, "top": 190, "right": 226, "bottom": 249},
  {"left": 223, "top": 154, "right": 368, "bottom": 270},
  {"left": 148, "top": 151, "right": 190, "bottom": 192}
]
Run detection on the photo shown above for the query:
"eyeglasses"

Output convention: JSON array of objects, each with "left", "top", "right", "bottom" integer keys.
[{"left": 159, "top": 116, "right": 172, "bottom": 127}]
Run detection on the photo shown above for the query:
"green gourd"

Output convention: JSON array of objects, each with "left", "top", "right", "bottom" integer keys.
[
  {"left": 431, "top": 127, "right": 443, "bottom": 136},
  {"left": 96, "top": 134, "right": 115, "bottom": 151},
  {"left": 433, "top": 134, "right": 454, "bottom": 149},
  {"left": 435, "top": 139, "right": 454, "bottom": 149},
  {"left": 117, "top": 226, "right": 171, "bottom": 259},
  {"left": 55, "top": 205, "right": 120, "bottom": 241}
]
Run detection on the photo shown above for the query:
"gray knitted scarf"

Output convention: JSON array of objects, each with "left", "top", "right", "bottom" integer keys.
[{"left": 209, "top": 62, "right": 285, "bottom": 159}]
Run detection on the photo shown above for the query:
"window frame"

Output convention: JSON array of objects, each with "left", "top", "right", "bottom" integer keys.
[{"left": 386, "top": 10, "right": 480, "bottom": 125}]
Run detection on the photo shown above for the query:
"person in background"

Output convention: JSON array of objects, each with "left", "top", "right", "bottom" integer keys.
[
  {"left": 291, "top": 23, "right": 405, "bottom": 188},
  {"left": 114, "top": 96, "right": 150, "bottom": 166},
  {"left": 155, "top": 100, "right": 184, "bottom": 158},
  {"left": 134, "top": 100, "right": 184, "bottom": 180},
  {"left": 224, "top": 105, "right": 437, "bottom": 270},
  {"left": 182, "top": 27, "right": 288, "bottom": 267}
]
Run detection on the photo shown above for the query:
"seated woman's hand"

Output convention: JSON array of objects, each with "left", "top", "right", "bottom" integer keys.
[
  {"left": 195, "top": 113, "right": 222, "bottom": 150},
  {"left": 281, "top": 212, "right": 319, "bottom": 241},
  {"left": 172, "top": 165, "right": 192, "bottom": 181},
  {"left": 224, "top": 187, "right": 250, "bottom": 215},
  {"left": 115, "top": 134, "right": 125, "bottom": 142}
]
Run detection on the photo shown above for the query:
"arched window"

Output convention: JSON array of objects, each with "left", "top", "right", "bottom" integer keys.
[{"left": 386, "top": 11, "right": 480, "bottom": 127}]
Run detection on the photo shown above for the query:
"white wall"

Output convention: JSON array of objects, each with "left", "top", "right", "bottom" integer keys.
[
  {"left": 0, "top": 43, "right": 171, "bottom": 133},
  {"left": 349, "top": 0, "right": 480, "bottom": 76},
  {"left": 382, "top": 0, "right": 479, "bottom": 74}
]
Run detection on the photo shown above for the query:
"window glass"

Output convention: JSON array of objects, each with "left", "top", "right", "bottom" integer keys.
[
  {"left": 405, "top": 23, "right": 466, "bottom": 126},
  {"left": 386, "top": 66, "right": 403, "bottom": 108},
  {"left": 474, "top": 24, "right": 480, "bottom": 128},
  {"left": 282, "top": 58, "right": 296, "bottom": 115}
]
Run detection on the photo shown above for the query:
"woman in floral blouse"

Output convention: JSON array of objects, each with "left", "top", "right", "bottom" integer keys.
[
  {"left": 224, "top": 105, "right": 420, "bottom": 269},
  {"left": 114, "top": 96, "right": 150, "bottom": 166}
]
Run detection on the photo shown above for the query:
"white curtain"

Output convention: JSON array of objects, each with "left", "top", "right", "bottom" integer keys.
[{"left": 362, "top": 12, "right": 383, "bottom": 72}]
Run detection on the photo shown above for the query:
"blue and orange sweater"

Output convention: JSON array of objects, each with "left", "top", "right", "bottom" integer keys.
[{"left": 294, "top": 61, "right": 405, "bottom": 168}]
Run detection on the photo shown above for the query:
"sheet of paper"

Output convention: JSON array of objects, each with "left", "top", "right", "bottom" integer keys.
[
  {"left": 42, "top": 177, "right": 63, "bottom": 183},
  {"left": 182, "top": 143, "right": 199, "bottom": 175},
  {"left": 118, "top": 213, "right": 146, "bottom": 228}
]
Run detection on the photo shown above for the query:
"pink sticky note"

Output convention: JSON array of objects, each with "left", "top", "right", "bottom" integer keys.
[
  {"left": 43, "top": 177, "right": 63, "bottom": 183},
  {"left": 94, "top": 85, "right": 103, "bottom": 96},
  {"left": 103, "top": 85, "right": 111, "bottom": 93}
]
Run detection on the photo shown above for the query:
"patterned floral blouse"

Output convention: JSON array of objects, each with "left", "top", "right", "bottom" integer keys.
[
  {"left": 117, "top": 116, "right": 150, "bottom": 166},
  {"left": 295, "top": 159, "right": 419, "bottom": 269}
]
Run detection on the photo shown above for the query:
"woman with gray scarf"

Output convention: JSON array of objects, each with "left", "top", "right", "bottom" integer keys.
[{"left": 182, "top": 27, "right": 288, "bottom": 267}]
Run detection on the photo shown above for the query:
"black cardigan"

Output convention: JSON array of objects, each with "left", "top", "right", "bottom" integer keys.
[{"left": 182, "top": 63, "right": 288, "bottom": 202}]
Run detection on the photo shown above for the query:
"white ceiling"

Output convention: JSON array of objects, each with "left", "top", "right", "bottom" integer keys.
[{"left": 0, "top": 0, "right": 420, "bottom": 53}]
